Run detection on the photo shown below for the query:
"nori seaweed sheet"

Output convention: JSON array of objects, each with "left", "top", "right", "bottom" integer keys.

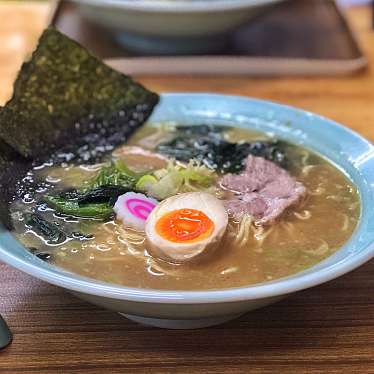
[
  {"left": 0, "top": 138, "right": 30, "bottom": 229},
  {"left": 0, "top": 27, "right": 159, "bottom": 159},
  {"left": 0, "top": 27, "right": 159, "bottom": 228}
]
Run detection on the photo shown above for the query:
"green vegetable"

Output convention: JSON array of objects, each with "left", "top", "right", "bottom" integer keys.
[
  {"left": 135, "top": 175, "right": 158, "bottom": 191},
  {"left": 0, "top": 27, "right": 159, "bottom": 159},
  {"left": 181, "top": 165, "right": 212, "bottom": 187},
  {"left": 147, "top": 170, "right": 184, "bottom": 200},
  {"left": 43, "top": 162, "right": 144, "bottom": 219},
  {"left": 76, "top": 185, "right": 130, "bottom": 205},
  {"left": 44, "top": 195, "right": 113, "bottom": 220},
  {"left": 25, "top": 213, "right": 66, "bottom": 244},
  {"left": 139, "top": 160, "right": 215, "bottom": 200},
  {"left": 88, "top": 160, "right": 141, "bottom": 190}
]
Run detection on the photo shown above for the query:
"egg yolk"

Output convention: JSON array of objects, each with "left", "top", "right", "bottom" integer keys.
[{"left": 155, "top": 209, "right": 214, "bottom": 243}]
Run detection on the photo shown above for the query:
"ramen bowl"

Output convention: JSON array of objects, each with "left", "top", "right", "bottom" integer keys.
[
  {"left": 72, "top": 0, "right": 284, "bottom": 54},
  {"left": 0, "top": 93, "right": 373, "bottom": 329}
]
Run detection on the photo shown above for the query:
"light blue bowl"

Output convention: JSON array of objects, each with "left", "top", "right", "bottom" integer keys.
[{"left": 1, "top": 93, "right": 373, "bottom": 329}]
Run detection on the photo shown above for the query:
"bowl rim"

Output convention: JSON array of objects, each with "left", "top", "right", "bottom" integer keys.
[
  {"left": 73, "top": 0, "right": 285, "bottom": 13},
  {"left": 0, "top": 92, "right": 373, "bottom": 304}
]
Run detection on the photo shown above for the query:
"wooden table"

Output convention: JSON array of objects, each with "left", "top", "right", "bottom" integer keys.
[{"left": 1, "top": 3, "right": 374, "bottom": 373}]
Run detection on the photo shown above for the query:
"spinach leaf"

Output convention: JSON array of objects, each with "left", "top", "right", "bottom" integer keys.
[
  {"left": 88, "top": 160, "right": 141, "bottom": 189},
  {"left": 44, "top": 195, "right": 113, "bottom": 220},
  {"left": 43, "top": 184, "right": 132, "bottom": 220}
]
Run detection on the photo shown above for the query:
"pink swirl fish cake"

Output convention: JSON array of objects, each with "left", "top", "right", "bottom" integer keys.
[{"left": 114, "top": 192, "right": 158, "bottom": 231}]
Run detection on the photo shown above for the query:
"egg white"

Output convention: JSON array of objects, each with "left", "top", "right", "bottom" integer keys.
[{"left": 145, "top": 192, "right": 228, "bottom": 263}]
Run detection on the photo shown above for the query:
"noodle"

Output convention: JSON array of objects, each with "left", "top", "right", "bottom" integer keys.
[
  {"left": 253, "top": 225, "right": 275, "bottom": 245},
  {"left": 102, "top": 221, "right": 117, "bottom": 234},
  {"left": 341, "top": 213, "right": 349, "bottom": 231},
  {"left": 116, "top": 225, "right": 146, "bottom": 259},
  {"left": 146, "top": 257, "right": 180, "bottom": 277},
  {"left": 231, "top": 215, "right": 253, "bottom": 247},
  {"left": 326, "top": 195, "right": 344, "bottom": 202},
  {"left": 300, "top": 150, "right": 311, "bottom": 166},
  {"left": 88, "top": 255, "right": 129, "bottom": 262},
  {"left": 230, "top": 215, "right": 276, "bottom": 249},
  {"left": 221, "top": 267, "right": 238, "bottom": 275},
  {"left": 146, "top": 264, "right": 165, "bottom": 277},
  {"left": 294, "top": 210, "right": 312, "bottom": 220},
  {"left": 309, "top": 186, "right": 326, "bottom": 196},
  {"left": 301, "top": 164, "right": 316, "bottom": 177},
  {"left": 11, "top": 122, "right": 359, "bottom": 290}
]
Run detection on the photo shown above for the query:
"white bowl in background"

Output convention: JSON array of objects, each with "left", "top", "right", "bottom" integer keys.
[{"left": 72, "top": 0, "right": 285, "bottom": 54}]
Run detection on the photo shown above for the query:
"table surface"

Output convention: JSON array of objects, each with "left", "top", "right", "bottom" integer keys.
[{"left": 1, "top": 2, "right": 374, "bottom": 373}]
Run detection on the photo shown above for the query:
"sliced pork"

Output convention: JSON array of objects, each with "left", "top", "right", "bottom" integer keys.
[{"left": 220, "top": 155, "right": 306, "bottom": 224}]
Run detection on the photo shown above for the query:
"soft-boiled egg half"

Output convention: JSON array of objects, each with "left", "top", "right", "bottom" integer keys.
[{"left": 145, "top": 192, "right": 228, "bottom": 263}]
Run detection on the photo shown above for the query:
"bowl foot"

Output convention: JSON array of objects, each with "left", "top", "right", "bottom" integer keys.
[
  {"left": 115, "top": 32, "right": 230, "bottom": 55},
  {"left": 119, "top": 313, "right": 244, "bottom": 329}
]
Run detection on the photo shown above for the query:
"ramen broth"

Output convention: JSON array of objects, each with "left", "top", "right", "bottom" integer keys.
[{"left": 11, "top": 124, "right": 360, "bottom": 290}]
